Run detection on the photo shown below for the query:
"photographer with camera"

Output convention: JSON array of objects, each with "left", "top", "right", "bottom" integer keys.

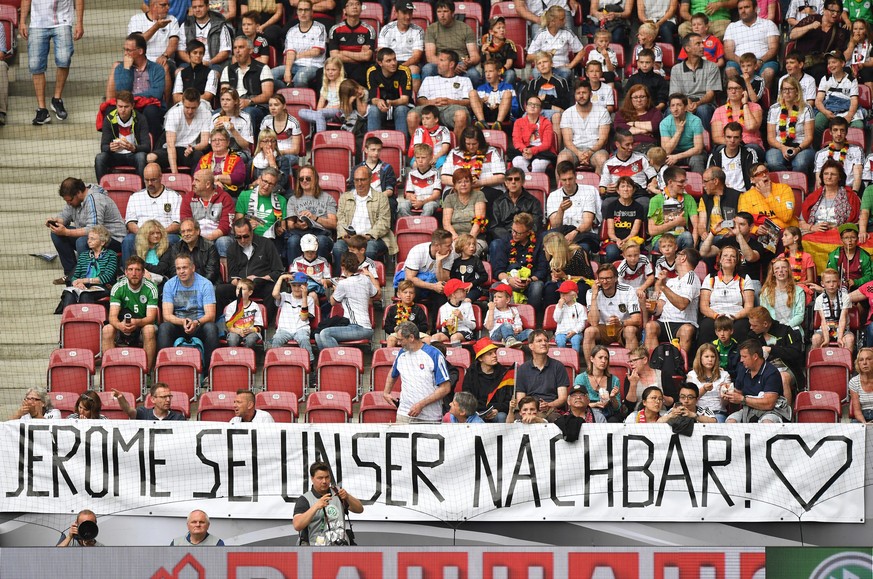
[
  {"left": 57, "top": 509, "right": 102, "bottom": 547},
  {"left": 293, "top": 462, "right": 363, "bottom": 546}
]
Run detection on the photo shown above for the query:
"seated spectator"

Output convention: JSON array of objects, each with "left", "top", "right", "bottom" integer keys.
[
  {"left": 108, "top": 33, "right": 167, "bottom": 147},
  {"left": 723, "top": 0, "right": 780, "bottom": 88},
  {"left": 48, "top": 179, "right": 125, "bottom": 286},
  {"left": 614, "top": 84, "right": 662, "bottom": 152},
  {"left": 238, "top": 12, "right": 270, "bottom": 66},
  {"left": 699, "top": 211, "right": 770, "bottom": 294},
  {"left": 847, "top": 20, "right": 873, "bottom": 93},
  {"left": 528, "top": 7, "right": 584, "bottom": 81},
  {"left": 669, "top": 382, "right": 718, "bottom": 423},
  {"left": 408, "top": 49, "right": 474, "bottom": 142},
  {"left": 686, "top": 342, "right": 731, "bottom": 422},
  {"left": 68, "top": 392, "right": 107, "bottom": 420},
  {"left": 157, "top": 254, "right": 220, "bottom": 368},
  {"left": 814, "top": 116, "right": 864, "bottom": 192},
  {"left": 624, "top": 386, "right": 670, "bottom": 423},
  {"left": 506, "top": 395, "right": 546, "bottom": 423},
  {"left": 102, "top": 256, "right": 159, "bottom": 370},
  {"left": 127, "top": 0, "right": 181, "bottom": 80},
  {"left": 333, "top": 79, "right": 370, "bottom": 137},
  {"left": 332, "top": 165, "right": 398, "bottom": 272},
  {"left": 778, "top": 51, "right": 817, "bottom": 106},
  {"left": 669, "top": 33, "right": 721, "bottom": 131},
  {"left": 765, "top": 77, "right": 816, "bottom": 175},
  {"left": 736, "top": 53, "right": 766, "bottom": 105},
  {"left": 443, "top": 391, "right": 485, "bottom": 423},
  {"left": 238, "top": 0, "right": 283, "bottom": 50},
  {"left": 811, "top": 267, "right": 855, "bottom": 350},
  {"left": 739, "top": 163, "right": 800, "bottom": 230},
  {"left": 789, "top": 0, "right": 849, "bottom": 82},
  {"left": 378, "top": 1, "right": 424, "bottom": 92},
  {"left": 299, "top": 56, "right": 343, "bottom": 134},
  {"left": 489, "top": 167, "right": 544, "bottom": 244},
  {"left": 551, "top": 279, "right": 586, "bottom": 353},
  {"left": 490, "top": 213, "right": 548, "bottom": 310},
  {"left": 547, "top": 161, "right": 601, "bottom": 255},
  {"left": 575, "top": 345, "right": 622, "bottom": 422},
  {"left": 747, "top": 308, "right": 804, "bottom": 408},
  {"left": 235, "top": 168, "right": 286, "bottom": 242},
  {"left": 282, "top": 165, "right": 337, "bottom": 262},
  {"left": 149, "top": 88, "right": 212, "bottom": 175},
  {"left": 541, "top": 231, "right": 595, "bottom": 306},
  {"left": 480, "top": 17, "right": 518, "bottom": 86},
  {"left": 199, "top": 127, "right": 246, "bottom": 197},
  {"left": 600, "top": 130, "right": 657, "bottom": 218},
  {"left": 588, "top": 29, "right": 622, "bottom": 84},
  {"left": 355, "top": 136, "right": 398, "bottom": 218},
  {"left": 366, "top": 47, "right": 413, "bottom": 136},
  {"left": 231, "top": 389, "right": 275, "bottom": 423},
  {"left": 179, "top": 170, "right": 235, "bottom": 257},
  {"left": 316, "top": 252, "right": 380, "bottom": 349},
  {"left": 442, "top": 127, "right": 505, "bottom": 201},
  {"left": 449, "top": 233, "right": 487, "bottom": 302},
  {"left": 134, "top": 220, "right": 172, "bottom": 285},
  {"left": 814, "top": 50, "right": 864, "bottom": 146},
  {"left": 385, "top": 280, "right": 430, "bottom": 346},
  {"left": 485, "top": 283, "right": 530, "bottom": 347},
  {"left": 849, "top": 347, "right": 873, "bottom": 422},
  {"left": 179, "top": 0, "right": 233, "bottom": 71},
  {"left": 461, "top": 337, "right": 512, "bottom": 423},
  {"left": 95, "top": 90, "right": 150, "bottom": 181},
  {"left": 156, "top": 217, "right": 220, "bottom": 284},
  {"left": 259, "top": 93, "right": 303, "bottom": 175},
  {"left": 644, "top": 247, "right": 702, "bottom": 353},
  {"left": 222, "top": 277, "right": 265, "bottom": 348},
  {"left": 220, "top": 35, "right": 274, "bottom": 134},
  {"left": 631, "top": 23, "right": 664, "bottom": 77},
  {"left": 724, "top": 339, "right": 793, "bottom": 423},
  {"left": 647, "top": 166, "right": 698, "bottom": 251},
  {"left": 518, "top": 52, "right": 572, "bottom": 150},
  {"left": 625, "top": 346, "right": 668, "bottom": 410},
  {"left": 557, "top": 79, "right": 611, "bottom": 174},
  {"left": 269, "top": 272, "right": 317, "bottom": 362},
  {"left": 407, "top": 105, "right": 452, "bottom": 169},
  {"left": 712, "top": 79, "right": 764, "bottom": 157},
  {"left": 471, "top": 60, "right": 516, "bottom": 131},
  {"left": 698, "top": 245, "right": 755, "bottom": 345},
  {"left": 277, "top": 0, "right": 327, "bottom": 88},
  {"left": 585, "top": 60, "right": 616, "bottom": 114},
  {"left": 785, "top": 0, "right": 822, "bottom": 30},
  {"left": 290, "top": 234, "right": 332, "bottom": 306},
  {"left": 678, "top": 14, "right": 726, "bottom": 68},
  {"left": 422, "top": 0, "right": 481, "bottom": 86},
  {"left": 10, "top": 388, "right": 61, "bottom": 421},
  {"left": 660, "top": 93, "right": 706, "bottom": 175},
  {"left": 515, "top": 330, "right": 569, "bottom": 421},
  {"left": 800, "top": 160, "right": 861, "bottom": 234},
  {"left": 637, "top": 0, "right": 678, "bottom": 48},
  {"left": 399, "top": 143, "right": 441, "bottom": 218},
  {"left": 249, "top": 130, "right": 288, "bottom": 189},
  {"left": 584, "top": 262, "right": 642, "bottom": 359},
  {"left": 707, "top": 122, "right": 759, "bottom": 193},
  {"left": 827, "top": 222, "right": 873, "bottom": 290},
  {"left": 624, "top": 53, "right": 668, "bottom": 113},
  {"left": 617, "top": 241, "right": 655, "bottom": 300},
  {"left": 55, "top": 225, "right": 118, "bottom": 312},
  {"left": 696, "top": 166, "right": 741, "bottom": 244},
  {"left": 122, "top": 163, "right": 182, "bottom": 264},
  {"left": 211, "top": 87, "right": 254, "bottom": 162},
  {"left": 760, "top": 258, "right": 806, "bottom": 334},
  {"left": 510, "top": 96, "right": 556, "bottom": 174},
  {"left": 328, "top": 0, "right": 376, "bottom": 85},
  {"left": 442, "top": 168, "right": 487, "bottom": 254},
  {"left": 113, "top": 382, "right": 186, "bottom": 420}
]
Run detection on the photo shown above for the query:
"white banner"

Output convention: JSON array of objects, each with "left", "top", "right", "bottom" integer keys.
[{"left": 0, "top": 422, "right": 865, "bottom": 522}]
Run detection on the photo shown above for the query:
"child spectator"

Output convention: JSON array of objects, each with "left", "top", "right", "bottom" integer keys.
[
  {"left": 602, "top": 176, "right": 646, "bottom": 262},
  {"left": 239, "top": 13, "right": 270, "bottom": 65},
  {"left": 485, "top": 283, "right": 530, "bottom": 348},
  {"left": 585, "top": 61, "right": 615, "bottom": 114},
  {"left": 290, "top": 234, "right": 332, "bottom": 307},
  {"left": 633, "top": 22, "right": 663, "bottom": 76},
  {"left": 679, "top": 14, "right": 726, "bottom": 68},
  {"left": 653, "top": 232, "right": 679, "bottom": 279},
  {"left": 511, "top": 95, "right": 557, "bottom": 173},
  {"left": 223, "top": 278, "right": 264, "bottom": 348},
  {"left": 646, "top": 146, "right": 668, "bottom": 195},
  {"left": 738, "top": 53, "right": 765, "bottom": 104},
  {"left": 355, "top": 136, "right": 398, "bottom": 219},
  {"left": 778, "top": 51, "right": 817, "bottom": 106},
  {"left": 346, "top": 234, "right": 380, "bottom": 281},
  {"left": 506, "top": 395, "right": 546, "bottom": 423},
  {"left": 552, "top": 280, "right": 587, "bottom": 353},
  {"left": 449, "top": 233, "right": 488, "bottom": 302},
  {"left": 299, "top": 57, "right": 344, "bottom": 133},
  {"left": 617, "top": 241, "right": 654, "bottom": 302},
  {"left": 269, "top": 272, "right": 317, "bottom": 364},
  {"left": 480, "top": 17, "right": 519, "bottom": 85},
  {"left": 812, "top": 268, "right": 855, "bottom": 350},
  {"left": 408, "top": 105, "right": 452, "bottom": 169},
  {"left": 385, "top": 280, "right": 430, "bottom": 346},
  {"left": 432, "top": 279, "right": 477, "bottom": 345},
  {"left": 623, "top": 49, "right": 669, "bottom": 111},
  {"left": 399, "top": 143, "right": 441, "bottom": 217},
  {"left": 587, "top": 30, "right": 619, "bottom": 85},
  {"left": 472, "top": 59, "right": 518, "bottom": 131},
  {"left": 713, "top": 315, "right": 738, "bottom": 374}
]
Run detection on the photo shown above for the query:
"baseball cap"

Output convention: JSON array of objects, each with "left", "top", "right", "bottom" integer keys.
[
  {"left": 290, "top": 272, "right": 308, "bottom": 284},
  {"left": 395, "top": 0, "right": 414, "bottom": 11},
  {"left": 557, "top": 280, "right": 579, "bottom": 294},
  {"left": 300, "top": 233, "right": 319, "bottom": 252},
  {"left": 491, "top": 283, "right": 513, "bottom": 296},
  {"left": 839, "top": 222, "right": 859, "bottom": 235},
  {"left": 473, "top": 337, "right": 498, "bottom": 359},
  {"left": 568, "top": 384, "right": 590, "bottom": 397},
  {"left": 443, "top": 278, "right": 472, "bottom": 296},
  {"left": 826, "top": 50, "right": 846, "bottom": 62}
]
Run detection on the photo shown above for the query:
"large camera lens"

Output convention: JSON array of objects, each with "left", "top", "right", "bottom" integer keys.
[{"left": 77, "top": 520, "right": 99, "bottom": 541}]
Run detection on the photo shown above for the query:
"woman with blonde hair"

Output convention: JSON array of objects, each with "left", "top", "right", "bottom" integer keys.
[
  {"left": 299, "top": 56, "right": 345, "bottom": 134},
  {"left": 760, "top": 257, "right": 805, "bottom": 333},
  {"left": 542, "top": 231, "right": 594, "bottom": 306},
  {"left": 849, "top": 347, "right": 873, "bottom": 423},
  {"left": 686, "top": 342, "right": 731, "bottom": 422},
  {"left": 134, "top": 219, "right": 170, "bottom": 285},
  {"left": 765, "top": 75, "right": 815, "bottom": 174},
  {"left": 250, "top": 129, "right": 293, "bottom": 187}
]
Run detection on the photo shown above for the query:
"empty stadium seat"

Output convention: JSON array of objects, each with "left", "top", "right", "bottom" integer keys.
[
  {"left": 548, "top": 347, "right": 581, "bottom": 385},
  {"left": 219, "top": 303, "right": 267, "bottom": 347},
  {"left": 360, "top": 1, "right": 384, "bottom": 33},
  {"left": 523, "top": 172, "right": 549, "bottom": 211},
  {"left": 306, "top": 391, "right": 353, "bottom": 423},
  {"left": 359, "top": 391, "right": 398, "bottom": 423},
  {"left": 312, "top": 131, "right": 356, "bottom": 181},
  {"left": 100, "top": 347, "right": 148, "bottom": 400},
  {"left": 794, "top": 390, "right": 841, "bottom": 423},
  {"left": 317, "top": 347, "right": 364, "bottom": 400},
  {"left": 495, "top": 347, "right": 525, "bottom": 369},
  {"left": 162, "top": 172, "right": 193, "bottom": 193},
  {"left": 263, "top": 347, "right": 310, "bottom": 401},
  {"left": 97, "top": 391, "right": 135, "bottom": 420},
  {"left": 371, "top": 347, "right": 402, "bottom": 394},
  {"left": 145, "top": 390, "right": 191, "bottom": 418},
  {"left": 60, "top": 304, "right": 105, "bottom": 359},
  {"left": 209, "top": 347, "right": 257, "bottom": 392},
  {"left": 577, "top": 172, "right": 599, "bottom": 188},
  {"left": 155, "top": 347, "right": 202, "bottom": 401},
  {"left": 481, "top": 129, "right": 508, "bottom": 154},
  {"left": 47, "top": 348, "right": 95, "bottom": 395},
  {"left": 607, "top": 346, "right": 631, "bottom": 393},
  {"left": 198, "top": 391, "right": 236, "bottom": 422},
  {"left": 99, "top": 173, "right": 142, "bottom": 193},
  {"left": 685, "top": 172, "right": 703, "bottom": 199},
  {"left": 807, "top": 347, "right": 853, "bottom": 401},
  {"left": 255, "top": 391, "right": 299, "bottom": 423},
  {"left": 49, "top": 391, "right": 79, "bottom": 417},
  {"left": 318, "top": 172, "right": 347, "bottom": 204},
  {"left": 444, "top": 346, "right": 471, "bottom": 391}
]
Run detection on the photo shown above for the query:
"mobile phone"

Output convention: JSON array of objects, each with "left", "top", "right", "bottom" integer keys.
[{"left": 47, "top": 219, "right": 59, "bottom": 227}]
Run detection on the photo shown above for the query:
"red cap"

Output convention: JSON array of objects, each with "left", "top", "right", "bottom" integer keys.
[
  {"left": 443, "top": 278, "right": 472, "bottom": 297},
  {"left": 473, "top": 337, "right": 499, "bottom": 359},
  {"left": 491, "top": 283, "right": 513, "bottom": 295},
  {"left": 558, "top": 280, "right": 579, "bottom": 294}
]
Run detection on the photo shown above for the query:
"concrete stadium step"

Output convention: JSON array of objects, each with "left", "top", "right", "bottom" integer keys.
[
  {"left": 1, "top": 97, "right": 103, "bottom": 139},
  {"left": 0, "top": 166, "right": 100, "bottom": 185},
  {"left": 0, "top": 313, "right": 61, "bottom": 348}
]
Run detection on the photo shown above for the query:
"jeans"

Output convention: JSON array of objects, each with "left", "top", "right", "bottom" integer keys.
[
  {"left": 156, "top": 321, "right": 219, "bottom": 369},
  {"left": 214, "top": 235, "right": 234, "bottom": 258},
  {"left": 121, "top": 233, "right": 180, "bottom": 265},
  {"left": 691, "top": 103, "right": 715, "bottom": 132},
  {"left": 286, "top": 230, "right": 333, "bottom": 263},
  {"left": 299, "top": 107, "right": 340, "bottom": 133},
  {"left": 95, "top": 151, "right": 148, "bottom": 181},
  {"left": 226, "top": 331, "right": 260, "bottom": 348},
  {"left": 28, "top": 25, "right": 74, "bottom": 74},
  {"left": 397, "top": 199, "right": 439, "bottom": 217},
  {"left": 332, "top": 237, "right": 387, "bottom": 276},
  {"left": 366, "top": 104, "right": 411, "bottom": 137},
  {"left": 555, "top": 332, "right": 583, "bottom": 352},
  {"left": 270, "top": 64, "right": 320, "bottom": 89},
  {"left": 658, "top": 21, "right": 679, "bottom": 48},
  {"left": 490, "top": 322, "right": 532, "bottom": 343},
  {"left": 421, "top": 63, "right": 482, "bottom": 87},
  {"left": 765, "top": 147, "right": 815, "bottom": 177},
  {"left": 51, "top": 232, "right": 123, "bottom": 278},
  {"left": 315, "top": 324, "right": 374, "bottom": 349},
  {"left": 603, "top": 242, "right": 623, "bottom": 263},
  {"left": 269, "top": 328, "right": 314, "bottom": 362}
]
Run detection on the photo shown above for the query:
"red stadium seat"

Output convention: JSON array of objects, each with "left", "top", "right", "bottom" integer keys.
[
  {"left": 515, "top": 304, "right": 537, "bottom": 330},
  {"left": 47, "top": 349, "right": 95, "bottom": 394},
  {"left": 455, "top": 1, "right": 483, "bottom": 36},
  {"left": 495, "top": 347, "right": 525, "bottom": 369},
  {"left": 577, "top": 172, "right": 599, "bottom": 188},
  {"left": 162, "top": 172, "right": 193, "bottom": 193},
  {"left": 316, "top": 172, "right": 346, "bottom": 205},
  {"left": 806, "top": 347, "right": 853, "bottom": 401},
  {"left": 100, "top": 173, "right": 142, "bottom": 193},
  {"left": 155, "top": 347, "right": 202, "bottom": 401},
  {"left": 364, "top": 129, "right": 407, "bottom": 178},
  {"left": 209, "top": 347, "right": 257, "bottom": 392},
  {"left": 263, "top": 347, "right": 310, "bottom": 400},
  {"left": 858, "top": 83, "right": 872, "bottom": 109},
  {"left": 523, "top": 172, "right": 549, "bottom": 212},
  {"left": 794, "top": 390, "right": 841, "bottom": 423},
  {"left": 255, "top": 390, "right": 299, "bottom": 423},
  {"left": 0, "top": 4, "right": 17, "bottom": 56},
  {"left": 685, "top": 172, "right": 703, "bottom": 199},
  {"left": 278, "top": 87, "right": 318, "bottom": 137},
  {"left": 359, "top": 391, "right": 398, "bottom": 423},
  {"left": 100, "top": 347, "right": 148, "bottom": 400},
  {"left": 145, "top": 390, "right": 191, "bottom": 418},
  {"left": 396, "top": 215, "right": 439, "bottom": 261},
  {"left": 548, "top": 347, "right": 581, "bottom": 385},
  {"left": 481, "top": 129, "right": 508, "bottom": 154},
  {"left": 108, "top": 190, "right": 132, "bottom": 220},
  {"left": 489, "top": 2, "right": 528, "bottom": 51},
  {"left": 49, "top": 391, "right": 79, "bottom": 417},
  {"left": 371, "top": 347, "right": 402, "bottom": 395},
  {"left": 312, "top": 131, "right": 356, "bottom": 181},
  {"left": 607, "top": 346, "right": 631, "bottom": 391},
  {"left": 813, "top": 308, "right": 861, "bottom": 332},
  {"left": 769, "top": 171, "right": 808, "bottom": 199},
  {"left": 317, "top": 347, "right": 364, "bottom": 400},
  {"left": 306, "top": 391, "right": 353, "bottom": 423},
  {"left": 97, "top": 391, "right": 135, "bottom": 420},
  {"left": 542, "top": 304, "right": 558, "bottom": 335},
  {"left": 360, "top": 1, "right": 384, "bottom": 33},
  {"left": 444, "top": 346, "right": 471, "bottom": 391},
  {"left": 60, "top": 303, "right": 105, "bottom": 359},
  {"left": 197, "top": 391, "right": 236, "bottom": 422}
]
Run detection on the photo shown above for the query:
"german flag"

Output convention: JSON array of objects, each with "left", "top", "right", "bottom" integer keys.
[{"left": 487, "top": 368, "right": 515, "bottom": 405}]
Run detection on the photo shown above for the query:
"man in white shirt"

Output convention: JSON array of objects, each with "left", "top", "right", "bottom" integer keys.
[
  {"left": 276, "top": 0, "right": 326, "bottom": 88},
  {"left": 128, "top": 0, "right": 182, "bottom": 70},
  {"left": 148, "top": 88, "right": 212, "bottom": 174},
  {"left": 407, "top": 49, "right": 474, "bottom": 141},
  {"left": 644, "top": 247, "right": 702, "bottom": 353},
  {"left": 546, "top": 160, "right": 601, "bottom": 254},
  {"left": 557, "top": 79, "right": 611, "bottom": 175},
  {"left": 814, "top": 116, "right": 864, "bottom": 192},
  {"left": 378, "top": 0, "right": 425, "bottom": 91},
  {"left": 229, "top": 389, "right": 274, "bottom": 423},
  {"left": 179, "top": 0, "right": 232, "bottom": 71},
  {"left": 404, "top": 230, "right": 455, "bottom": 297},
  {"left": 583, "top": 263, "right": 642, "bottom": 360},
  {"left": 122, "top": 163, "right": 182, "bottom": 263},
  {"left": 723, "top": 0, "right": 780, "bottom": 88}
]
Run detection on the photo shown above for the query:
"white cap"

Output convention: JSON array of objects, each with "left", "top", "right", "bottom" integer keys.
[{"left": 300, "top": 233, "right": 319, "bottom": 252}]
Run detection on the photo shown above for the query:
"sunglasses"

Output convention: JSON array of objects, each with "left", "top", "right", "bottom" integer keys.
[
  {"left": 299, "top": 176, "right": 313, "bottom": 182},
  {"left": 234, "top": 234, "right": 251, "bottom": 240},
  {"left": 505, "top": 177, "right": 521, "bottom": 182}
]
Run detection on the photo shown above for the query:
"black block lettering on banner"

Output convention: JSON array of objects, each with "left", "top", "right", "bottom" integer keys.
[
  {"left": 52, "top": 425, "right": 79, "bottom": 498},
  {"left": 352, "top": 432, "right": 382, "bottom": 505},
  {"left": 655, "top": 434, "right": 695, "bottom": 507},
  {"left": 623, "top": 435, "right": 654, "bottom": 508},
  {"left": 29, "top": 424, "right": 51, "bottom": 497},
  {"left": 112, "top": 428, "right": 145, "bottom": 496},
  {"left": 227, "top": 429, "right": 257, "bottom": 502},
  {"left": 411, "top": 433, "right": 445, "bottom": 505},
  {"left": 473, "top": 435, "right": 503, "bottom": 509},
  {"left": 149, "top": 428, "right": 172, "bottom": 498},
  {"left": 7, "top": 423, "right": 26, "bottom": 497},
  {"left": 701, "top": 435, "right": 734, "bottom": 508},
  {"left": 584, "top": 433, "right": 614, "bottom": 507},
  {"left": 85, "top": 427, "right": 109, "bottom": 498},
  {"left": 194, "top": 429, "right": 222, "bottom": 498},
  {"left": 280, "top": 430, "right": 294, "bottom": 502},
  {"left": 549, "top": 434, "right": 573, "bottom": 507},
  {"left": 385, "top": 432, "right": 408, "bottom": 506},
  {"left": 506, "top": 434, "right": 540, "bottom": 508}
]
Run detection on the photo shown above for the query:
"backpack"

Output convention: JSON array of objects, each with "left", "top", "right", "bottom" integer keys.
[
  {"left": 649, "top": 342, "right": 686, "bottom": 400},
  {"left": 173, "top": 337, "right": 206, "bottom": 369}
]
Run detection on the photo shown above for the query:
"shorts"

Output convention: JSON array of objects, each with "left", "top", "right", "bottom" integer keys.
[
  {"left": 115, "top": 326, "right": 143, "bottom": 346},
  {"left": 28, "top": 26, "right": 74, "bottom": 75},
  {"left": 657, "top": 321, "right": 692, "bottom": 342},
  {"left": 559, "top": 147, "right": 606, "bottom": 166},
  {"left": 727, "top": 406, "right": 784, "bottom": 423},
  {"left": 595, "top": 324, "right": 625, "bottom": 345}
]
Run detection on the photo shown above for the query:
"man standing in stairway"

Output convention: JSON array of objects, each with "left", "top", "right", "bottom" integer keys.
[{"left": 20, "top": 0, "right": 84, "bottom": 125}]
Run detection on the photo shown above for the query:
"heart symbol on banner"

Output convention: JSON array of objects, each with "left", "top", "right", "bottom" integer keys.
[{"left": 765, "top": 435, "right": 854, "bottom": 512}]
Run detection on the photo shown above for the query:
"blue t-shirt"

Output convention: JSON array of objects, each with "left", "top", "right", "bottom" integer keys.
[
  {"left": 659, "top": 112, "right": 703, "bottom": 154},
  {"left": 162, "top": 272, "right": 216, "bottom": 320},
  {"left": 735, "top": 361, "right": 782, "bottom": 398},
  {"left": 448, "top": 413, "right": 485, "bottom": 423}
]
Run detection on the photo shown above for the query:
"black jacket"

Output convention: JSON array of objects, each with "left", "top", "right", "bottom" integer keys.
[
  {"left": 490, "top": 189, "right": 545, "bottom": 235},
  {"left": 156, "top": 237, "right": 220, "bottom": 284},
  {"left": 697, "top": 187, "right": 742, "bottom": 233},
  {"left": 463, "top": 361, "right": 512, "bottom": 414},
  {"left": 100, "top": 109, "right": 150, "bottom": 154},
  {"left": 748, "top": 320, "right": 805, "bottom": 386},
  {"left": 624, "top": 70, "right": 670, "bottom": 108},
  {"left": 707, "top": 145, "right": 758, "bottom": 191},
  {"left": 223, "top": 59, "right": 272, "bottom": 100},
  {"left": 227, "top": 234, "right": 284, "bottom": 281}
]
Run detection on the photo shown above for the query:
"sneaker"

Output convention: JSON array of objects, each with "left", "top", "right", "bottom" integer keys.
[
  {"left": 505, "top": 336, "right": 523, "bottom": 349},
  {"left": 32, "top": 108, "right": 51, "bottom": 125},
  {"left": 51, "top": 98, "right": 68, "bottom": 121},
  {"left": 0, "top": 112, "right": 6, "bottom": 126},
  {"left": 52, "top": 275, "right": 69, "bottom": 285}
]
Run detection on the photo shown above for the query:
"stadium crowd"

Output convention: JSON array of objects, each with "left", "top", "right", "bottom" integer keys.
[{"left": 12, "top": 0, "right": 873, "bottom": 426}]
